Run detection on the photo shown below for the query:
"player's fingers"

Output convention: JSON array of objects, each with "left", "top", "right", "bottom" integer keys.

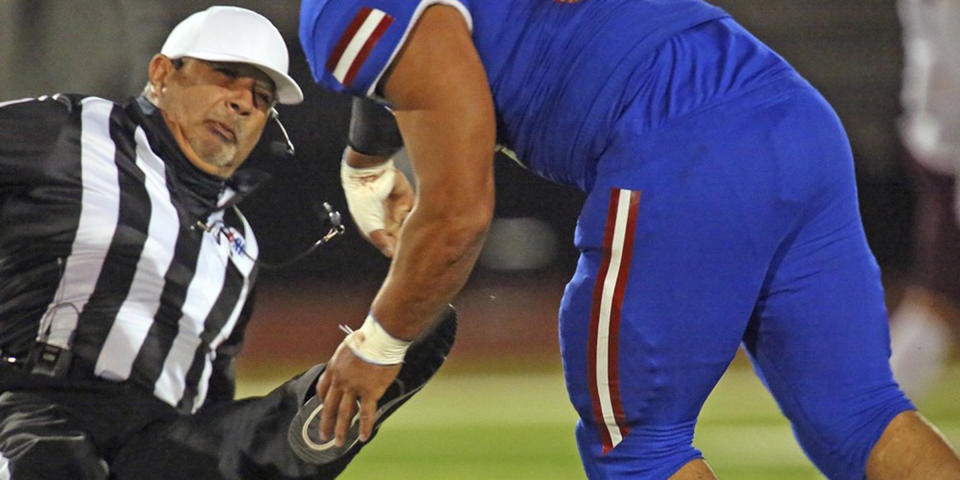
[
  {"left": 368, "top": 230, "right": 397, "bottom": 257},
  {"left": 391, "top": 170, "right": 415, "bottom": 199},
  {"left": 357, "top": 395, "right": 378, "bottom": 443},
  {"left": 314, "top": 369, "right": 332, "bottom": 400},
  {"left": 384, "top": 214, "right": 405, "bottom": 238},
  {"left": 319, "top": 383, "right": 343, "bottom": 442},
  {"left": 335, "top": 392, "right": 358, "bottom": 447},
  {"left": 397, "top": 205, "right": 411, "bottom": 225},
  {"left": 388, "top": 202, "right": 412, "bottom": 227}
]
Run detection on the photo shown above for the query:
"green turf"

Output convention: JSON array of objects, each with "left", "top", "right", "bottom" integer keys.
[{"left": 237, "top": 363, "right": 960, "bottom": 479}]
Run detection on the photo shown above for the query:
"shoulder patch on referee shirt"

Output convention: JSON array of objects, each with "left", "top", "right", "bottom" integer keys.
[{"left": 326, "top": 7, "right": 395, "bottom": 87}]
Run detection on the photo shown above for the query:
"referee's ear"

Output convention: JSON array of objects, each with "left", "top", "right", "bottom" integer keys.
[{"left": 147, "top": 54, "right": 177, "bottom": 102}]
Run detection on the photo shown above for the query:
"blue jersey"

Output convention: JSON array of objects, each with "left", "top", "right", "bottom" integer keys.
[
  {"left": 302, "top": 4, "right": 915, "bottom": 478},
  {"left": 300, "top": 0, "right": 732, "bottom": 188}
]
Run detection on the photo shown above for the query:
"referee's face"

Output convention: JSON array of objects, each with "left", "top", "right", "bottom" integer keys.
[{"left": 149, "top": 55, "right": 276, "bottom": 178}]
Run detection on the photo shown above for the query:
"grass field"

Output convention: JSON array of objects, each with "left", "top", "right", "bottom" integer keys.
[{"left": 238, "top": 362, "right": 960, "bottom": 479}]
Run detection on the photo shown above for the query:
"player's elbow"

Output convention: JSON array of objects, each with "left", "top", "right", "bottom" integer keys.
[
  {"left": 424, "top": 182, "right": 494, "bottom": 253},
  {"left": 460, "top": 200, "right": 494, "bottom": 243},
  {"left": 437, "top": 207, "right": 492, "bottom": 263},
  {"left": 442, "top": 189, "right": 494, "bottom": 243}
]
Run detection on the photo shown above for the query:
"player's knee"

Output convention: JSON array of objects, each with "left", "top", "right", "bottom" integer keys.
[
  {"left": 787, "top": 387, "right": 913, "bottom": 480},
  {"left": 3, "top": 433, "right": 107, "bottom": 479},
  {"left": 576, "top": 420, "right": 702, "bottom": 479}
]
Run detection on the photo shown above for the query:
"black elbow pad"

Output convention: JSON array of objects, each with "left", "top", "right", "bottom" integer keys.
[{"left": 348, "top": 97, "right": 404, "bottom": 157}]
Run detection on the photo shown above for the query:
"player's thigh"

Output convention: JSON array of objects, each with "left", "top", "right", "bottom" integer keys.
[
  {"left": 562, "top": 75, "right": 845, "bottom": 478},
  {"left": 559, "top": 172, "right": 776, "bottom": 476},
  {"left": 0, "top": 391, "right": 108, "bottom": 479},
  {"left": 559, "top": 83, "right": 818, "bottom": 433},
  {"left": 744, "top": 145, "right": 914, "bottom": 480}
]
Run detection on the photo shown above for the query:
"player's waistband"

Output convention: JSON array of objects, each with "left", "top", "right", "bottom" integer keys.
[
  {"left": 525, "top": 17, "right": 801, "bottom": 191},
  {"left": 621, "top": 18, "right": 796, "bottom": 135}
]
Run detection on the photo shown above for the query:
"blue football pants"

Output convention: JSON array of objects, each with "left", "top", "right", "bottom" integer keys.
[{"left": 559, "top": 74, "right": 913, "bottom": 480}]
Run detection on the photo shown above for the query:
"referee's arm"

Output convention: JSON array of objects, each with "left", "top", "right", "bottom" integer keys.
[{"left": 0, "top": 97, "right": 72, "bottom": 185}]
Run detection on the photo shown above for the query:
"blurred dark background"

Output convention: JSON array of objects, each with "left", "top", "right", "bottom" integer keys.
[{"left": 0, "top": 1, "right": 913, "bottom": 364}]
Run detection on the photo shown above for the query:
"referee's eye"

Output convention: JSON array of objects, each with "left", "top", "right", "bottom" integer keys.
[
  {"left": 253, "top": 88, "right": 276, "bottom": 111},
  {"left": 211, "top": 63, "right": 240, "bottom": 79}
]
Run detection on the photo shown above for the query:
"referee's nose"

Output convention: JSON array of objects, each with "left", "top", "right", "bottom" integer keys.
[{"left": 227, "top": 84, "right": 255, "bottom": 117}]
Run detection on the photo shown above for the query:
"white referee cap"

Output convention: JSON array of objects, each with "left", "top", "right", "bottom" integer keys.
[{"left": 161, "top": 6, "right": 304, "bottom": 105}]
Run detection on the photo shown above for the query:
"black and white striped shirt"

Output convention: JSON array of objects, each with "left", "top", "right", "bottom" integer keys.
[{"left": 0, "top": 94, "right": 262, "bottom": 413}]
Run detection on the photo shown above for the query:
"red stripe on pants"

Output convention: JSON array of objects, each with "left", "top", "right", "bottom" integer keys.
[{"left": 587, "top": 188, "right": 640, "bottom": 453}]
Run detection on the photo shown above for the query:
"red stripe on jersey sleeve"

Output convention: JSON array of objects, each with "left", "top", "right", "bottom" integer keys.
[
  {"left": 326, "top": 6, "right": 373, "bottom": 74},
  {"left": 343, "top": 14, "right": 394, "bottom": 87}
]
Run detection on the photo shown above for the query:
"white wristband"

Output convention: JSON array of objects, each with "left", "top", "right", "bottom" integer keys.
[
  {"left": 340, "top": 155, "right": 396, "bottom": 236},
  {"left": 344, "top": 313, "right": 411, "bottom": 366}
]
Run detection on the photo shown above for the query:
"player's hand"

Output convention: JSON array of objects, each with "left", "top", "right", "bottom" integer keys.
[
  {"left": 314, "top": 339, "right": 402, "bottom": 446},
  {"left": 341, "top": 156, "right": 415, "bottom": 258},
  {"left": 367, "top": 171, "right": 413, "bottom": 258}
]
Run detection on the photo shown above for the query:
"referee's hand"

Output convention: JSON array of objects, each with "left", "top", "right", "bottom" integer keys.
[{"left": 314, "top": 340, "right": 402, "bottom": 446}]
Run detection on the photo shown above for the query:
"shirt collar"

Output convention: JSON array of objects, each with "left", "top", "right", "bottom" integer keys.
[{"left": 127, "top": 96, "right": 270, "bottom": 218}]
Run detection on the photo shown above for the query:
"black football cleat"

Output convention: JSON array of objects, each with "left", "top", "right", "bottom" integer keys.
[{"left": 288, "top": 305, "right": 457, "bottom": 464}]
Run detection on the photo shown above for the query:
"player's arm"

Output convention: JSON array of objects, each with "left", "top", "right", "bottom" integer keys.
[
  {"left": 317, "top": 4, "right": 495, "bottom": 445},
  {"left": 340, "top": 97, "right": 412, "bottom": 257},
  {"left": 372, "top": 3, "right": 495, "bottom": 338}
]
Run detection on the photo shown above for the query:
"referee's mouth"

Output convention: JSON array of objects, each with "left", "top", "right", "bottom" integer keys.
[{"left": 208, "top": 121, "right": 237, "bottom": 143}]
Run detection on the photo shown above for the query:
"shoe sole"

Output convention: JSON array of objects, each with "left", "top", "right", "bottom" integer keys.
[{"left": 288, "top": 306, "right": 457, "bottom": 464}]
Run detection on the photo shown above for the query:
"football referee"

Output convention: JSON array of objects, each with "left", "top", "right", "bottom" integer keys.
[{"left": 0, "top": 6, "right": 452, "bottom": 479}]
